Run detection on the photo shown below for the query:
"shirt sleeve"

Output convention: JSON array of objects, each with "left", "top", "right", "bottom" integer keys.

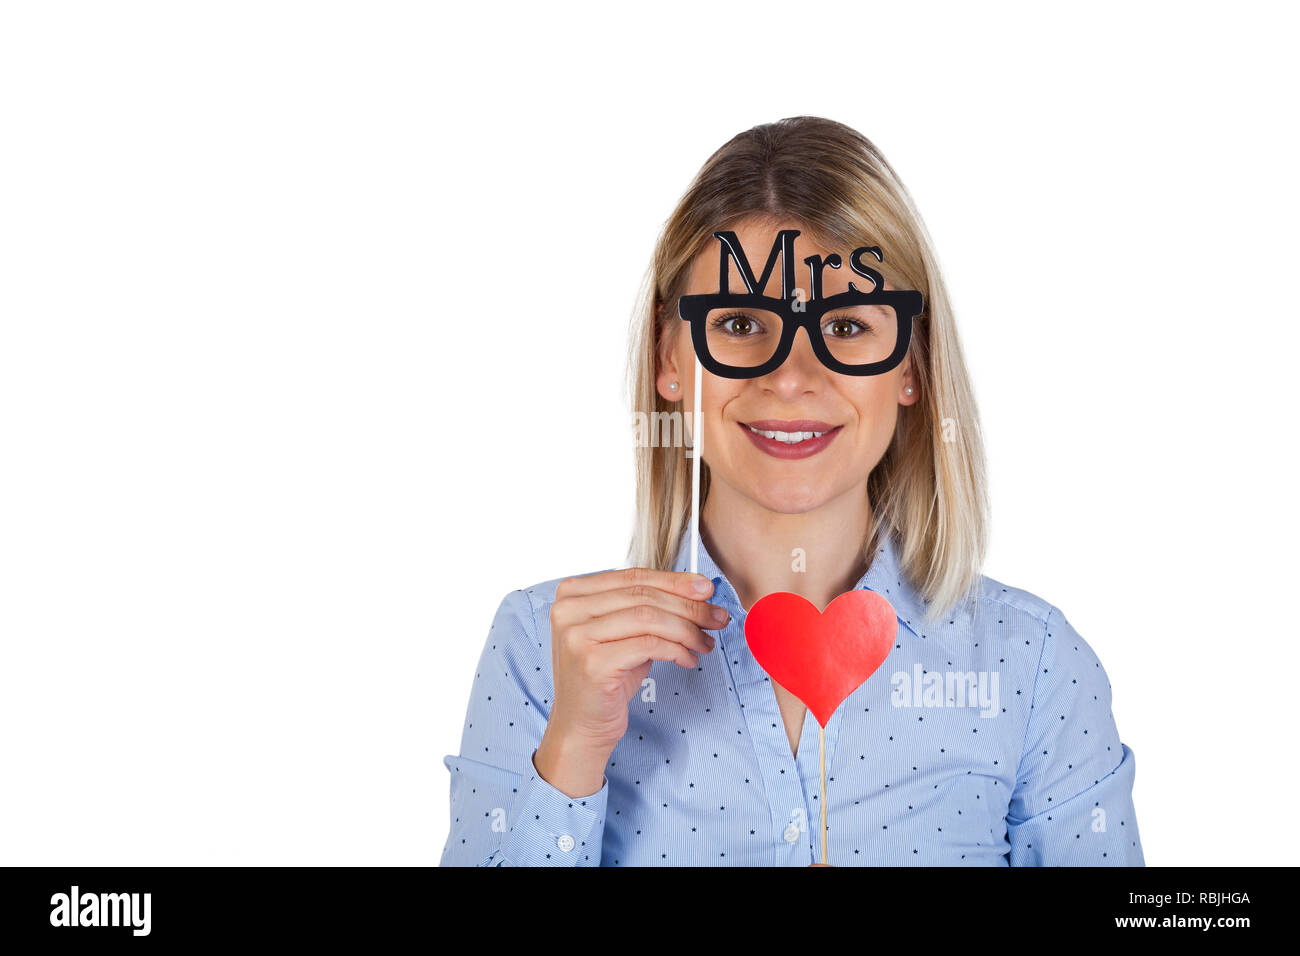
[
  {"left": 439, "top": 588, "right": 608, "bottom": 866},
  {"left": 1006, "top": 605, "right": 1145, "bottom": 866}
]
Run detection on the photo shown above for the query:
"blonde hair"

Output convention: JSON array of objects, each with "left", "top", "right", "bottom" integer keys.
[{"left": 626, "top": 116, "right": 988, "bottom": 621}]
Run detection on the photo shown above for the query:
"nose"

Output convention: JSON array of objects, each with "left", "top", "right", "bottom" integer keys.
[{"left": 759, "top": 325, "right": 823, "bottom": 398}]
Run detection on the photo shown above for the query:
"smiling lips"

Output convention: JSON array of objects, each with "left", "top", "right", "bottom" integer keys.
[{"left": 740, "top": 419, "right": 842, "bottom": 460}]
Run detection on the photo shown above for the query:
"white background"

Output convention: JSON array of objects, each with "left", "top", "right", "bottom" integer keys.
[{"left": 2, "top": 1, "right": 1296, "bottom": 866}]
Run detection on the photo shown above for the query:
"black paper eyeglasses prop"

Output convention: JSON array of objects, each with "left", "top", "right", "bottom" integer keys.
[
  {"left": 676, "top": 228, "right": 923, "bottom": 577},
  {"left": 677, "top": 229, "right": 923, "bottom": 378}
]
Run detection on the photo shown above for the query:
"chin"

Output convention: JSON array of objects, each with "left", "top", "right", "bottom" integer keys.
[{"left": 749, "top": 480, "right": 831, "bottom": 515}]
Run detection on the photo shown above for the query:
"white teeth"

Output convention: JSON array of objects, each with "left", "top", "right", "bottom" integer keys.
[{"left": 747, "top": 426, "right": 826, "bottom": 443}]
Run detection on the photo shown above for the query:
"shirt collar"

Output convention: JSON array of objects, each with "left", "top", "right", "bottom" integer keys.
[{"left": 669, "top": 522, "right": 929, "bottom": 637}]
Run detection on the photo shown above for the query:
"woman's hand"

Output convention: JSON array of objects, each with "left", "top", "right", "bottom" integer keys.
[{"left": 533, "top": 568, "right": 729, "bottom": 797}]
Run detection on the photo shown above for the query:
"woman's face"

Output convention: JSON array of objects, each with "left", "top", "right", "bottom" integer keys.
[{"left": 658, "top": 217, "right": 919, "bottom": 516}]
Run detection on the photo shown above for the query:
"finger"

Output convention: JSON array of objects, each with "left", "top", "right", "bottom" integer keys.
[
  {"left": 575, "top": 605, "right": 715, "bottom": 657},
  {"left": 555, "top": 584, "right": 730, "bottom": 631},
  {"left": 592, "top": 634, "right": 700, "bottom": 674},
  {"left": 554, "top": 566, "right": 714, "bottom": 602}
]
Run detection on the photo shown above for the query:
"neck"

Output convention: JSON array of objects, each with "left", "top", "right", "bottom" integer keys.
[{"left": 699, "top": 478, "right": 874, "bottom": 612}]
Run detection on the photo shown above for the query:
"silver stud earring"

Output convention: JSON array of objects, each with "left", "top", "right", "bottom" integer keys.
[
  {"left": 669, "top": 382, "right": 679, "bottom": 391},
  {"left": 904, "top": 386, "right": 914, "bottom": 395}
]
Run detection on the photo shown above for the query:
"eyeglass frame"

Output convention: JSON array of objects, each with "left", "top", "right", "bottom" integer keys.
[{"left": 677, "top": 285, "right": 923, "bottom": 380}]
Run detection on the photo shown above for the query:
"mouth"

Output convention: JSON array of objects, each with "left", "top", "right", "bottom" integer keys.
[{"left": 739, "top": 419, "right": 843, "bottom": 460}]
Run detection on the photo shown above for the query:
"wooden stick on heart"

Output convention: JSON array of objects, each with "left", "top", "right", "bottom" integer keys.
[
  {"left": 745, "top": 589, "right": 898, "bottom": 866},
  {"left": 819, "top": 724, "right": 827, "bottom": 864}
]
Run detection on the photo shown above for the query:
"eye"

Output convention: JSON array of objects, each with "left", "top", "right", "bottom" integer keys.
[
  {"left": 824, "top": 315, "right": 871, "bottom": 338},
  {"left": 710, "top": 311, "right": 765, "bottom": 336}
]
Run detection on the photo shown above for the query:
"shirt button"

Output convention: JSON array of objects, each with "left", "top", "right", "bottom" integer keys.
[
  {"left": 782, "top": 823, "right": 801, "bottom": 844},
  {"left": 557, "top": 834, "right": 575, "bottom": 852}
]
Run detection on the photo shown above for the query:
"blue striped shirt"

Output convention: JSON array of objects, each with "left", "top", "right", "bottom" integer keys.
[{"left": 440, "top": 529, "right": 1144, "bottom": 866}]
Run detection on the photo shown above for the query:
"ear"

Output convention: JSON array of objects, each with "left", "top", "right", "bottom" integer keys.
[
  {"left": 897, "top": 356, "right": 920, "bottom": 406},
  {"left": 655, "top": 313, "right": 686, "bottom": 403}
]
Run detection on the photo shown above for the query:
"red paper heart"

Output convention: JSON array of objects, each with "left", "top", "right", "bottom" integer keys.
[{"left": 744, "top": 590, "right": 898, "bottom": 727}]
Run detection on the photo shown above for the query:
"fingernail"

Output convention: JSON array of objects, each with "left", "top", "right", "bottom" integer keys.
[
  {"left": 711, "top": 605, "right": 728, "bottom": 625},
  {"left": 692, "top": 577, "right": 712, "bottom": 595},
  {"left": 705, "top": 634, "right": 716, "bottom": 648}
]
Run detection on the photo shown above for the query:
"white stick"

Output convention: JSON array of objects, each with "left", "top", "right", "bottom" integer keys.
[{"left": 689, "top": 355, "right": 702, "bottom": 575}]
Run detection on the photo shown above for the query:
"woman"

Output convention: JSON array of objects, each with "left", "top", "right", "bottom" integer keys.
[{"left": 440, "top": 116, "right": 1144, "bottom": 866}]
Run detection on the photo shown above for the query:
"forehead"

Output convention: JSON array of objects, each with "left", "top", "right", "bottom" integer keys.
[{"left": 683, "top": 217, "right": 900, "bottom": 296}]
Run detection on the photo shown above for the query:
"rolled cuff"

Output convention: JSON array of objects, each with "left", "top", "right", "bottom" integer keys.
[
  {"left": 496, "top": 749, "right": 608, "bottom": 866},
  {"left": 1007, "top": 742, "right": 1144, "bottom": 866}
]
